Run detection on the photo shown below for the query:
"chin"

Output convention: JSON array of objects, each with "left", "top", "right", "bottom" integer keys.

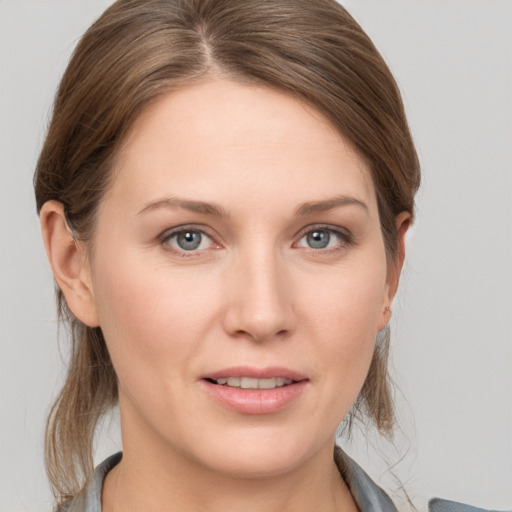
[
  {"left": 188, "top": 427, "right": 330, "bottom": 479},
  {"left": 203, "top": 451, "right": 306, "bottom": 479}
]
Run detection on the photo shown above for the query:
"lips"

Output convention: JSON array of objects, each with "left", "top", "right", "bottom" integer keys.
[{"left": 201, "top": 366, "right": 308, "bottom": 415}]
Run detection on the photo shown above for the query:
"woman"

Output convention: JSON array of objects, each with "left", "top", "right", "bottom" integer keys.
[{"left": 33, "top": 1, "right": 495, "bottom": 511}]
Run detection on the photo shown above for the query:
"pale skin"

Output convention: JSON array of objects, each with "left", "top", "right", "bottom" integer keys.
[{"left": 41, "top": 78, "right": 409, "bottom": 512}]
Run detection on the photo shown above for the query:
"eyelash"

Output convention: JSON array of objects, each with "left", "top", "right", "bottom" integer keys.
[{"left": 158, "top": 224, "right": 353, "bottom": 256}]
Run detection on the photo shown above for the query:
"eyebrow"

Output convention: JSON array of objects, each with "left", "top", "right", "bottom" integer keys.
[
  {"left": 137, "top": 197, "right": 230, "bottom": 217},
  {"left": 295, "top": 196, "right": 369, "bottom": 216},
  {"left": 137, "top": 195, "right": 368, "bottom": 218}
]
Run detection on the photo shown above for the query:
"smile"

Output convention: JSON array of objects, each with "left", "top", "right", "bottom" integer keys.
[
  {"left": 211, "top": 377, "right": 294, "bottom": 389},
  {"left": 202, "top": 367, "right": 308, "bottom": 414}
]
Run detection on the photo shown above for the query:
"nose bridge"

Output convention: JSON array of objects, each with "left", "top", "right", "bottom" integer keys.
[{"left": 223, "top": 242, "right": 295, "bottom": 341}]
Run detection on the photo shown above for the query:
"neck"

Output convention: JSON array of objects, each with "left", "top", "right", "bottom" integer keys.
[{"left": 103, "top": 440, "right": 357, "bottom": 512}]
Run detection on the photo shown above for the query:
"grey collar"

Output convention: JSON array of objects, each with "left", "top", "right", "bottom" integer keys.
[{"left": 335, "top": 447, "right": 398, "bottom": 512}]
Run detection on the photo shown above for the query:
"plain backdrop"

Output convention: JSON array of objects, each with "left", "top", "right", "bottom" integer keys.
[{"left": 0, "top": 1, "right": 511, "bottom": 511}]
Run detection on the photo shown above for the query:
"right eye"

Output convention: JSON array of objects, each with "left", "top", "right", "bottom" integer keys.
[
  {"left": 162, "top": 228, "right": 215, "bottom": 253},
  {"left": 301, "top": 229, "right": 335, "bottom": 249}
]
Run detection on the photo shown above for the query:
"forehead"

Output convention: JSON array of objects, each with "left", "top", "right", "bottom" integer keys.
[{"left": 109, "top": 78, "right": 376, "bottom": 213}]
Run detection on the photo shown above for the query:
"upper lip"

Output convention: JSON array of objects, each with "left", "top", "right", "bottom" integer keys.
[{"left": 203, "top": 366, "right": 308, "bottom": 382}]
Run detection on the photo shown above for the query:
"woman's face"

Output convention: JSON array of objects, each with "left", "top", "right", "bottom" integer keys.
[{"left": 82, "top": 79, "right": 398, "bottom": 477}]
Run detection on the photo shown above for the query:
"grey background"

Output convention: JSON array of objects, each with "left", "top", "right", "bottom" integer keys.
[{"left": 1, "top": 1, "right": 511, "bottom": 510}]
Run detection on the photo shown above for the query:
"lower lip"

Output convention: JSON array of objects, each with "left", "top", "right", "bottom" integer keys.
[{"left": 201, "top": 380, "right": 308, "bottom": 415}]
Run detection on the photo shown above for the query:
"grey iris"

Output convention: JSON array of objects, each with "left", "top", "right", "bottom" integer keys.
[
  {"left": 307, "top": 230, "right": 330, "bottom": 249},
  {"left": 177, "top": 231, "right": 202, "bottom": 250}
]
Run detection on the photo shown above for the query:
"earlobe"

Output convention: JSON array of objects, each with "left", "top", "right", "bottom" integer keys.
[{"left": 40, "top": 201, "right": 100, "bottom": 327}]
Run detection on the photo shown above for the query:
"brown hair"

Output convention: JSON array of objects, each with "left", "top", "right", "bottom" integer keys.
[{"left": 34, "top": 0, "right": 420, "bottom": 503}]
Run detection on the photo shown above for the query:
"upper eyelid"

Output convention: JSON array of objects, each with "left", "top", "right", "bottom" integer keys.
[
  {"left": 159, "top": 224, "right": 217, "bottom": 241},
  {"left": 295, "top": 223, "right": 352, "bottom": 239}
]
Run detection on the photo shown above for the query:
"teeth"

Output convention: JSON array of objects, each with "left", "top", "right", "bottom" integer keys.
[
  {"left": 241, "top": 377, "right": 259, "bottom": 389},
  {"left": 258, "top": 378, "right": 277, "bottom": 389},
  {"left": 214, "top": 377, "right": 293, "bottom": 389}
]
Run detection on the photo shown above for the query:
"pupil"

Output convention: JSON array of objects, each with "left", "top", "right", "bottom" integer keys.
[
  {"left": 177, "top": 231, "right": 201, "bottom": 250},
  {"left": 307, "top": 230, "right": 330, "bottom": 249}
]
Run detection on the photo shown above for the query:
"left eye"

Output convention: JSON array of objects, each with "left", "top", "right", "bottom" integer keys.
[
  {"left": 165, "top": 230, "right": 213, "bottom": 252},
  {"left": 297, "top": 229, "right": 345, "bottom": 250}
]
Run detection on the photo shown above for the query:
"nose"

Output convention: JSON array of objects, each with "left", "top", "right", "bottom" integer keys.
[{"left": 221, "top": 247, "right": 296, "bottom": 342}]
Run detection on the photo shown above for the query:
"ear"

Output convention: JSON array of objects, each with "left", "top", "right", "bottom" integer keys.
[
  {"left": 378, "top": 211, "right": 411, "bottom": 329},
  {"left": 40, "top": 201, "right": 100, "bottom": 327}
]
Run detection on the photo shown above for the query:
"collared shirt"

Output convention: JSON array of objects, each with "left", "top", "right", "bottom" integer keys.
[{"left": 60, "top": 450, "right": 500, "bottom": 512}]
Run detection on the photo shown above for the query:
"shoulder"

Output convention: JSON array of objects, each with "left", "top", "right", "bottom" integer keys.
[{"left": 429, "top": 498, "right": 511, "bottom": 512}]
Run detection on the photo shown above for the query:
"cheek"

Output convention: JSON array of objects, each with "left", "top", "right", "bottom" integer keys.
[
  {"left": 301, "top": 256, "right": 387, "bottom": 338},
  {"left": 90, "top": 252, "right": 221, "bottom": 380},
  {"left": 299, "top": 256, "right": 387, "bottom": 400}
]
